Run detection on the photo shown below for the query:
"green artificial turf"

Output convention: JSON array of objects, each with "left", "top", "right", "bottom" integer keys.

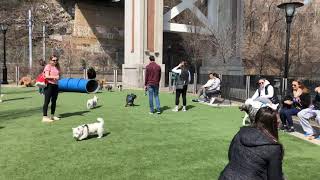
[{"left": 0, "top": 87, "right": 319, "bottom": 180}]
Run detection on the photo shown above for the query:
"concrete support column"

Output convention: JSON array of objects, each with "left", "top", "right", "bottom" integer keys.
[
  {"left": 123, "top": 0, "right": 165, "bottom": 88},
  {"left": 200, "top": 0, "right": 244, "bottom": 76}
]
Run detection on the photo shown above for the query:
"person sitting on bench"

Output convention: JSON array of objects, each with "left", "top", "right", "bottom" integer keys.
[{"left": 193, "top": 72, "right": 220, "bottom": 102}]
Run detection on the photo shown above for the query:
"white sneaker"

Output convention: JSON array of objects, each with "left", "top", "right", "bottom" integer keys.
[
  {"left": 51, "top": 116, "right": 60, "bottom": 121},
  {"left": 42, "top": 116, "right": 54, "bottom": 123},
  {"left": 172, "top": 106, "right": 179, "bottom": 112},
  {"left": 210, "top": 98, "right": 216, "bottom": 104},
  {"left": 182, "top": 106, "right": 187, "bottom": 112}
]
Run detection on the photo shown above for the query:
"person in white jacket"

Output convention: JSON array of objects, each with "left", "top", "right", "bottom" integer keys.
[
  {"left": 241, "top": 78, "right": 278, "bottom": 125},
  {"left": 251, "top": 78, "right": 274, "bottom": 104}
]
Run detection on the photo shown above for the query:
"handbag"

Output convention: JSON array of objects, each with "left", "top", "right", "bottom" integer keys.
[{"left": 35, "top": 73, "right": 47, "bottom": 88}]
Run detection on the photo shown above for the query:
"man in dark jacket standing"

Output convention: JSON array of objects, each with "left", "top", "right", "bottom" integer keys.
[{"left": 145, "top": 56, "right": 161, "bottom": 114}]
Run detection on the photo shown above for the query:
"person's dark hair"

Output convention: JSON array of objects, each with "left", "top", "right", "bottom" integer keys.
[
  {"left": 253, "top": 107, "right": 279, "bottom": 141},
  {"left": 212, "top": 73, "right": 219, "bottom": 78},
  {"left": 149, "top": 56, "right": 155, "bottom": 61},
  {"left": 39, "top": 59, "right": 45, "bottom": 66},
  {"left": 253, "top": 107, "right": 284, "bottom": 159}
]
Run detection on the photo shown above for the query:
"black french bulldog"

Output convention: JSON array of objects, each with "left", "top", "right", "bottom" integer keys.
[{"left": 125, "top": 93, "right": 137, "bottom": 107}]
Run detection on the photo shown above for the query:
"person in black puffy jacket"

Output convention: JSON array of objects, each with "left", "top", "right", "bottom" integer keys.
[{"left": 219, "top": 107, "right": 284, "bottom": 180}]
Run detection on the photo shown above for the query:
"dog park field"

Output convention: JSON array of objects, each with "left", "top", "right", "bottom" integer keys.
[{"left": 0, "top": 87, "right": 319, "bottom": 180}]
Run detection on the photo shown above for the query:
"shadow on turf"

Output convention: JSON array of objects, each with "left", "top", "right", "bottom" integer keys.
[
  {"left": 0, "top": 126, "right": 4, "bottom": 129},
  {"left": 4, "top": 97, "right": 32, "bottom": 102},
  {"left": 160, "top": 106, "right": 170, "bottom": 112},
  {"left": 2, "top": 89, "right": 36, "bottom": 95},
  {"left": 0, "top": 107, "right": 42, "bottom": 121},
  {"left": 59, "top": 111, "right": 90, "bottom": 118},
  {"left": 186, "top": 105, "right": 195, "bottom": 110}
]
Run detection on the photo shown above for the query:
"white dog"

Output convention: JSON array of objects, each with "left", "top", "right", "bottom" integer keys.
[
  {"left": 87, "top": 95, "right": 98, "bottom": 109},
  {"left": 72, "top": 117, "right": 104, "bottom": 141},
  {"left": 0, "top": 94, "right": 4, "bottom": 103}
]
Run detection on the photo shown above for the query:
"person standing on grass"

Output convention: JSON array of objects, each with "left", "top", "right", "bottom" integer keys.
[
  {"left": 172, "top": 61, "right": 191, "bottom": 112},
  {"left": 145, "top": 55, "right": 162, "bottom": 114},
  {"left": 42, "top": 55, "right": 61, "bottom": 122},
  {"left": 219, "top": 107, "right": 284, "bottom": 180}
]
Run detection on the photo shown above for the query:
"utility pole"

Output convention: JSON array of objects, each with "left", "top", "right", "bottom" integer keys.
[
  {"left": 43, "top": 25, "right": 46, "bottom": 61},
  {"left": 28, "top": 9, "right": 32, "bottom": 72}
]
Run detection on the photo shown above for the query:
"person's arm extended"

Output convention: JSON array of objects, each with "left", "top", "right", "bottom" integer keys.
[
  {"left": 203, "top": 79, "right": 213, "bottom": 88},
  {"left": 171, "top": 65, "right": 181, "bottom": 74},
  {"left": 267, "top": 146, "right": 284, "bottom": 180}
]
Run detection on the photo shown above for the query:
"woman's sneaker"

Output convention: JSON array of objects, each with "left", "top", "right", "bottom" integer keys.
[
  {"left": 172, "top": 106, "right": 179, "bottom": 112},
  {"left": 182, "top": 106, "right": 187, "bottom": 112},
  {"left": 50, "top": 116, "right": 60, "bottom": 121},
  {"left": 42, "top": 116, "right": 54, "bottom": 123}
]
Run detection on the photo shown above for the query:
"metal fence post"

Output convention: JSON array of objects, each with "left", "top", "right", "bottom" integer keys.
[
  {"left": 113, "top": 69, "right": 117, "bottom": 88},
  {"left": 193, "top": 73, "right": 197, "bottom": 94},
  {"left": 15, "top": 66, "right": 20, "bottom": 86},
  {"left": 169, "top": 72, "right": 172, "bottom": 91},
  {"left": 246, "top": 75, "right": 250, "bottom": 99}
]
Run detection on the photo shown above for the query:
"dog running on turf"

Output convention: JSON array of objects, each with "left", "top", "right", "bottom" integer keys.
[
  {"left": 72, "top": 117, "right": 104, "bottom": 141},
  {"left": 87, "top": 95, "right": 98, "bottom": 109},
  {"left": 125, "top": 93, "right": 137, "bottom": 107}
]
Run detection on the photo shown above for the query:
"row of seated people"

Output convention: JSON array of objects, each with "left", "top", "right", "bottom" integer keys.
[{"left": 243, "top": 78, "right": 320, "bottom": 140}]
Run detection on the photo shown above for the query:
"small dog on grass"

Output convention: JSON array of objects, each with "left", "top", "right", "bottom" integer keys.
[
  {"left": 72, "top": 117, "right": 104, "bottom": 141},
  {"left": 117, "top": 85, "right": 123, "bottom": 91},
  {"left": 0, "top": 94, "right": 4, "bottom": 102},
  {"left": 105, "top": 85, "right": 113, "bottom": 91},
  {"left": 125, "top": 93, "right": 137, "bottom": 107},
  {"left": 87, "top": 95, "right": 98, "bottom": 109}
]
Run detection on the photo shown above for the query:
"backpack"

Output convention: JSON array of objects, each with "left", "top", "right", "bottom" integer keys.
[
  {"left": 175, "top": 70, "right": 189, "bottom": 90},
  {"left": 258, "top": 84, "right": 279, "bottom": 104}
]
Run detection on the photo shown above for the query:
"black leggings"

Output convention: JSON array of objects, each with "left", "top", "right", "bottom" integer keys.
[
  {"left": 175, "top": 85, "right": 187, "bottom": 106},
  {"left": 43, "top": 83, "right": 59, "bottom": 116}
]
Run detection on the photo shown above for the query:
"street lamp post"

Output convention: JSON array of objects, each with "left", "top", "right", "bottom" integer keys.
[
  {"left": 0, "top": 23, "right": 8, "bottom": 84},
  {"left": 277, "top": 2, "right": 304, "bottom": 96}
]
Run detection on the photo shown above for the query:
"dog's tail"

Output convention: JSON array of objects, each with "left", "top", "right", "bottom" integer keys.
[{"left": 97, "top": 117, "right": 104, "bottom": 125}]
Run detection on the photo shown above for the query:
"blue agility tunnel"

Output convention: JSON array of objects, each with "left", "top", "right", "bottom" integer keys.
[{"left": 58, "top": 78, "right": 99, "bottom": 93}]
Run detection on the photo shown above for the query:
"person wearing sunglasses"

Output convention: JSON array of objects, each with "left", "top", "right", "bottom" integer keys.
[
  {"left": 280, "top": 80, "right": 311, "bottom": 132},
  {"left": 42, "top": 55, "right": 61, "bottom": 123},
  {"left": 251, "top": 78, "right": 277, "bottom": 104},
  {"left": 240, "top": 78, "right": 279, "bottom": 125}
]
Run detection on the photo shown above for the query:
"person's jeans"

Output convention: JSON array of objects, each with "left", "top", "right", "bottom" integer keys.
[
  {"left": 148, "top": 85, "right": 160, "bottom": 113},
  {"left": 280, "top": 107, "right": 300, "bottom": 127}
]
